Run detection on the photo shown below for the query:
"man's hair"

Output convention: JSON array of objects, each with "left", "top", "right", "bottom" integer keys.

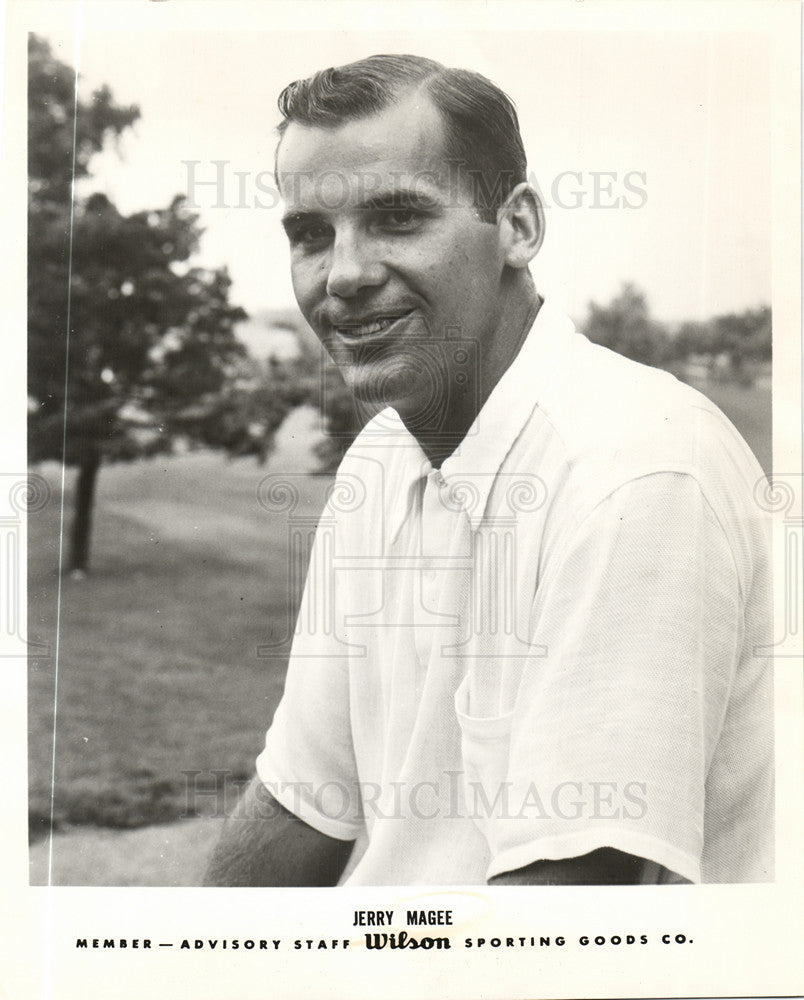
[{"left": 276, "top": 54, "right": 527, "bottom": 221}]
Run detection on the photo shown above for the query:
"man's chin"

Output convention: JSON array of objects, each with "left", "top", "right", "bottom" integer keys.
[{"left": 344, "top": 358, "right": 434, "bottom": 418}]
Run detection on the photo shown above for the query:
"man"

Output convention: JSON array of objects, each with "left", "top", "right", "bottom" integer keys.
[{"left": 205, "top": 55, "right": 773, "bottom": 886}]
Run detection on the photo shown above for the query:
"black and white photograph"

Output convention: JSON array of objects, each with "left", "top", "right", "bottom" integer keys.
[{"left": 2, "top": 1, "right": 802, "bottom": 997}]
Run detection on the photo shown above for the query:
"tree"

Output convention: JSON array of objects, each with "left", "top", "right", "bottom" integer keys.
[
  {"left": 669, "top": 307, "right": 771, "bottom": 385},
  {"left": 229, "top": 312, "right": 369, "bottom": 474},
  {"left": 313, "top": 362, "right": 368, "bottom": 472},
  {"left": 193, "top": 353, "right": 317, "bottom": 465},
  {"left": 28, "top": 35, "right": 247, "bottom": 572},
  {"left": 583, "top": 283, "right": 670, "bottom": 369},
  {"left": 709, "top": 307, "right": 772, "bottom": 384}
]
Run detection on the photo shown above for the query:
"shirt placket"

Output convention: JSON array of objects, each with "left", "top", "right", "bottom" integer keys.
[{"left": 413, "top": 469, "right": 473, "bottom": 668}]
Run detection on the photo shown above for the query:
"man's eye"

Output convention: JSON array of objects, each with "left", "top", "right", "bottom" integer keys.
[
  {"left": 376, "top": 207, "right": 423, "bottom": 231},
  {"left": 288, "top": 223, "right": 331, "bottom": 248}
]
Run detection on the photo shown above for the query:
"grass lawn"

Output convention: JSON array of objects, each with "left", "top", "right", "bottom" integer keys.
[
  {"left": 27, "top": 383, "right": 771, "bottom": 858},
  {"left": 28, "top": 409, "right": 332, "bottom": 838}
]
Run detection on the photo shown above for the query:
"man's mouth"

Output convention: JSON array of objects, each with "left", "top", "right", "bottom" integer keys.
[{"left": 330, "top": 312, "right": 413, "bottom": 342}]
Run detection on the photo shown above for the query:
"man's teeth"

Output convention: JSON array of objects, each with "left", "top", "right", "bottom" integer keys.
[{"left": 336, "top": 317, "right": 398, "bottom": 337}]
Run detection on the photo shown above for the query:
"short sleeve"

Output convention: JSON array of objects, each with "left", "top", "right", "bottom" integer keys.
[
  {"left": 474, "top": 472, "right": 743, "bottom": 883},
  {"left": 256, "top": 519, "right": 364, "bottom": 842}
]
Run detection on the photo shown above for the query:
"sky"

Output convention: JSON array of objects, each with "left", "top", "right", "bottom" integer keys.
[{"left": 29, "top": 12, "right": 773, "bottom": 333}]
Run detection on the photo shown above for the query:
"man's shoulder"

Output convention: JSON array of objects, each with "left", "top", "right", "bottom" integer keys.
[
  {"left": 518, "top": 331, "right": 767, "bottom": 565},
  {"left": 537, "top": 333, "right": 761, "bottom": 486}
]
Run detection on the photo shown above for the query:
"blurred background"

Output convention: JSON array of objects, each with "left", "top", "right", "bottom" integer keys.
[{"left": 26, "top": 23, "right": 771, "bottom": 885}]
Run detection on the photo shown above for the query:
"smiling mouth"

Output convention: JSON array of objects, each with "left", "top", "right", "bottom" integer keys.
[{"left": 331, "top": 312, "right": 413, "bottom": 341}]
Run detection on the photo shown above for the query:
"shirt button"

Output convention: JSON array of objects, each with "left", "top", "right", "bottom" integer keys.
[{"left": 424, "top": 569, "right": 437, "bottom": 583}]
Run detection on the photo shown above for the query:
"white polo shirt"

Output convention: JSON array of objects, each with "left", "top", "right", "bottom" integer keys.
[{"left": 257, "top": 299, "right": 774, "bottom": 885}]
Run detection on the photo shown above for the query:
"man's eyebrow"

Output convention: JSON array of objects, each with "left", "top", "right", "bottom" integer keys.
[
  {"left": 280, "top": 189, "right": 443, "bottom": 230},
  {"left": 357, "top": 189, "right": 441, "bottom": 211}
]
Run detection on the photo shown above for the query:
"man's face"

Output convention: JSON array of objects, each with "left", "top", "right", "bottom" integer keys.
[{"left": 276, "top": 93, "right": 508, "bottom": 423}]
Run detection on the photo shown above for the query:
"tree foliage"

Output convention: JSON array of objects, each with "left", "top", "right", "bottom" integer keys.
[
  {"left": 28, "top": 34, "right": 140, "bottom": 202},
  {"left": 675, "top": 307, "right": 771, "bottom": 383},
  {"left": 583, "top": 282, "right": 671, "bottom": 368},
  {"left": 583, "top": 283, "right": 771, "bottom": 386},
  {"left": 194, "top": 353, "right": 317, "bottom": 464},
  {"left": 27, "top": 35, "right": 247, "bottom": 570},
  {"left": 312, "top": 363, "right": 367, "bottom": 472}
]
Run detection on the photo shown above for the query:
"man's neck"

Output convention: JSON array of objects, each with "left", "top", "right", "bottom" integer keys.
[{"left": 411, "top": 286, "right": 542, "bottom": 469}]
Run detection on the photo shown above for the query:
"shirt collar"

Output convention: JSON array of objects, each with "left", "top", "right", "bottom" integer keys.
[{"left": 385, "top": 298, "right": 575, "bottom": 538}]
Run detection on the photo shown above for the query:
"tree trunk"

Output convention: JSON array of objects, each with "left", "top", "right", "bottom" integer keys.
[{"left": 69, "top": 449, "right": 101, "bottom": 573}]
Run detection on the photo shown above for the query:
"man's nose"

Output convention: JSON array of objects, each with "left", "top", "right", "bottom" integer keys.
[{"left": 326, "top": 229, "right": 385, "bottom": 298}]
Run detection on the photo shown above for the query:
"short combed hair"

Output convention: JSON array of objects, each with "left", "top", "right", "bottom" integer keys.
[{"left": 276, "top": 54, "right": 527, "bottom": 221}]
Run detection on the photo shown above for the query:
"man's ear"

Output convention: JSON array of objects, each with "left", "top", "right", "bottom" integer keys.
[{"left": 498, "top": 183, "right": 545, "bottom": 268}]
